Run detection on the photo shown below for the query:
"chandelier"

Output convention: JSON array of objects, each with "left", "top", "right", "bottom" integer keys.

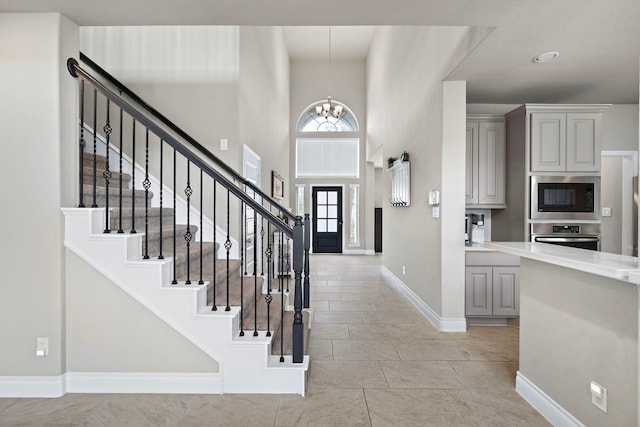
[{"left": 315, "top": 27, "right": 343, "bottom": 119}]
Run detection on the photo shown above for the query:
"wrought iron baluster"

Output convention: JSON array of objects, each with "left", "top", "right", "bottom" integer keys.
[
  {"left": 304, "top": 213, "right": 310, "bottom": 308},
  {"left": 240, "top": 202, "right": 245, "bottom": 337},
  {"left": 266, "top": 223, "right": 272, "bottom": 293},
  {"left": 158, "top": 139, "right": 164, "bottom": 259},
  {"left": 143, "top": 128, "right": 150, "bottom": 259},
  {"left": 286, "top": 235, "right": 290, "bottom": 292},
  {"left": 117, "top": 109, "right": 124, "bottom": 233},
  {"left": 212, "top": 182, "right": 217, "bottom": 311},
  {"left": 78, "top": 80, "right": 85, "bottom": 208},
  {"left": 130, "top": 119, "right": 137, "bottom": 234},
  {"left": 280, "top": 262, "right": 285, "bottom": 363},
  {"left": 102, "top": 99, "right": 112, "bottom": 233},
  {"left": 253, "top": 210, "right": 258, "bottom": 337},
  {"left": 292, "top": 216, "right": 304, "bottom": 363},
  {"left": 199, "top": 169, "right": 204, "bottom": 285},
  {"left": 171, "top": 147, "right": 177, "bottom": 285},
  {"left": 185, "top": 160, "right": 192, "bottom": 285},
  {"left": 260, "top": 215, "right": 265, "bottom": 276},
  {"left": 91, "top": 88, "right": 97, "bottom": 208},
  {"left": 224, "top": 189, "right": 231, "bottom": 311}
]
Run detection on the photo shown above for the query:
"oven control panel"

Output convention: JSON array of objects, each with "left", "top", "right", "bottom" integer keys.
[{"left": 552, "top": 225, "right": 580, "bottom": 233}]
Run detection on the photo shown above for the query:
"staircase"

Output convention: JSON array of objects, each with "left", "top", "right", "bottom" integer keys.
[{"left": 64, "top": 56, "right": 311, "bottom": 395}]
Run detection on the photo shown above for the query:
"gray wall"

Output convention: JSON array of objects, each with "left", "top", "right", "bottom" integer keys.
[
  {"left": 366, "top": 26, "right": 475, "bottom": 319},
  {"left": 519, "top": 259, "right": 638, "bottom": 426},
  {"left": 66, "top": 252, "right": 218, "bottom": 372},
  {"left": 0, "top": 13, "right": 78, "bottom": 376}
]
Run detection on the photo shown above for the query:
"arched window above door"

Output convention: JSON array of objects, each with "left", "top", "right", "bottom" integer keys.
[{"left": 297, "top": 100, "right": 359, "bottom": 132}]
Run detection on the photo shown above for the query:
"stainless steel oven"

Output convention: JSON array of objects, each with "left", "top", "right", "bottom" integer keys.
[
  {"left": 531, "top": 223, "right": 600, "bottom": 251},
  {"left": 531, "top": 176, "right": 600, "bottom": 220}
]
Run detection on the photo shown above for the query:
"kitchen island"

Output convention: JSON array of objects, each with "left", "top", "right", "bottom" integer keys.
[{"left": 484, "top": 242, "right": 639, "bottom": 427}]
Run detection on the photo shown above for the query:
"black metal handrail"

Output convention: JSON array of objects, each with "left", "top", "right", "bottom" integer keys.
[
  {"left": 77, "top": 52, "right": 296, "bottom": 224},
  {"left": 68, "top": 57, "right": 292, "bottom": 237}
]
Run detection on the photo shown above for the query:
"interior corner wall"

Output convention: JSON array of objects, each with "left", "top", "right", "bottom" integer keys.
[
  {"left": 238, "top": 27, "right": 290, "bottom": 203},
  {"left": 0, "top": 13, "right": 78, "bottom": 376},
  {"left": 366, "top": 26, "right": 472, "bottom": 317}
]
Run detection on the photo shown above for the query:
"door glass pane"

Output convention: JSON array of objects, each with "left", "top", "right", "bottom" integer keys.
[
  {"left": 328, "top": 206, "right": 338, "bottom": 218},
  {"left": 317, "top": 219, "right": 327, "bottom": 232},
  {"left": 317, "top": 205, "right": 327, "bottom": 218},
  {"left": 328, "top": 191, "right": 337, "bottom": 204},
  {"left": 317, "top": 191, "right": 327, "bottom": 204},
  {"left": 328, "top": 219, "right": 338, "bottom": 232}
]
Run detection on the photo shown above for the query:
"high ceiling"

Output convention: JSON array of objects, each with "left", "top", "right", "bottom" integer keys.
[{"left": 2, "top": 0, "right": 639, "bottom": 104}]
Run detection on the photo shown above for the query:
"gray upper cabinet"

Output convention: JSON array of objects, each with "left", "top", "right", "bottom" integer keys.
[
  {"left": 531, "top": 111, "right": 601, "bottom": 172},
  {"left": 466, "top": 116, "right": 505, "bottom": 208}
]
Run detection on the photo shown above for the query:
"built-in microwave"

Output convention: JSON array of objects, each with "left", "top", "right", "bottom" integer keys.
[{"left": 531, "top": 176, "right": 600, "bottom": 220}]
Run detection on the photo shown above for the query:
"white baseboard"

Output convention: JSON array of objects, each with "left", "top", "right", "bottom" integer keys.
[
  {"left": 0, "top": 375, "right": 65, "bottom": 398},
  {"left": 0, "top": 372, "right": 222, "bottom": 397},
  {"left": 381, "top": 266, "right": 466, "bottom": 332},
  {"left": 516, "top": 371, "right": 585, "bottom": 427}
]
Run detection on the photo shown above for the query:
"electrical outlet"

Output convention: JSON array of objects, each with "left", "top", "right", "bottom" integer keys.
[
  {"left": 602, "top": 207, "right": 612, "bottom": 217},
  {"left": 220, "top": 138, "right": 228, "bottom": 151},
  {"left": 36, "top": 337, "right": 48, "bottom": 357}
]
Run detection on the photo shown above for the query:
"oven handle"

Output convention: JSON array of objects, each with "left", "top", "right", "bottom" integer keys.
[{"left": 534, "top": 236, "right": 600, "bottom": 243}]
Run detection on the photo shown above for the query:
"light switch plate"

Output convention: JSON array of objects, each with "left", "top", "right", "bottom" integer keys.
[{"left": 220, "top": 138, "right": 228, "bottom": 151}]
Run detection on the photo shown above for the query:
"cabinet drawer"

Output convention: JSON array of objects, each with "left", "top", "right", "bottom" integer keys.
[{"left": 466, "top": 251, "right": 520, "bottom": 266}]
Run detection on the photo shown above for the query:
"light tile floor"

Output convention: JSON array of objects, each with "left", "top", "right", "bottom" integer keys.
[{"left": 0, "top": 254, "right": 549, "bottom": 426}]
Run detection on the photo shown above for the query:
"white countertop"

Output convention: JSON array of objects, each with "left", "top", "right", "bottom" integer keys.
[
  {"left": 465, "top": 242, "right": 495, "bottom": 251},
  {"left": 483, "top": 241, "right": 640, "bottom": 285}
]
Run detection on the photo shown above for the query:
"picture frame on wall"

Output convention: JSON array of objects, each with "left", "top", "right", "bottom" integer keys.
[{"left": 272, "top": 171, "right": 284, "bottom": 200}]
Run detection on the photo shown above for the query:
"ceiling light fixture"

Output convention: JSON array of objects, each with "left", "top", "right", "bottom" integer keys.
[
  {"left": 316, "top": 27, "right": 343, "bottom": 119},
  {"left": 532, "top": 51, "right": 560, "bottom": 63}
]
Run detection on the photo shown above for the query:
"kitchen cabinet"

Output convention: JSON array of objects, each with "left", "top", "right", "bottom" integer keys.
[
  {"left": 466, "top": 116, "right": 506, "bottom": 208},
  {"left": 465, "top": 251, "right": 519, "bottom": 318},
  {"left": 530, "top": 112, "right": 602, "bottom": 172}
]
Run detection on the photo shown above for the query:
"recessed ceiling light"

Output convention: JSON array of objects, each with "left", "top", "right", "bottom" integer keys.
[{"left": 532, "top": 51, "right": 559, "bottom": 63}]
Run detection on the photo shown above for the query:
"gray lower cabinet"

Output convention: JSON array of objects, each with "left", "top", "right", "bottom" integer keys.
[{"left": 465, "top": 252, "right": 520, "bottom": 318}]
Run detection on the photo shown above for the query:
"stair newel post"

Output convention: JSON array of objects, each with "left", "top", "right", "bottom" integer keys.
[
  {"left": 117, "top": 108, "right": 124, "bottom": 233},
  {"left": 158, "top": 139, "right": 164, "bottom": 258},
  {"left": 184, "top": 159, "right": 192, "bottom": 285},
  {"left": 91, "top": 88, "right": 98, "bottom": 208},
  {"left": 102, "top": 99, "right": 112, "bottom": 233},
  {"left": 198, "top": 169, "right": 204, "bottom": 285},
  {"left": 142, "top": 128, "right": 150, "bottom": 259},
  {"left": 303, "top": 213, "right": 310, "bottom": 309},
  {"left": 78, "top": 79, "right": 85, "bottom": 208},
  {"left": 253, "top": 208, "right": 259, "bottom": 337},
  {"left": 211, "top": 181, "right": 217, "bottom": 310},
  {"left": 224, "top": 189, "right": 231, "bottom": 311},
  {"left": 130, "top": 119, "right": 137, "bottom": 234},
  {"left": 292, "top": 216, "right": 305, "bottom": 363},
  {"left": 171, "top": 147, "right": 177, "bottom": 285}
]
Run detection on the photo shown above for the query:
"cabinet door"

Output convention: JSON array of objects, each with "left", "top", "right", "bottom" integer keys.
[
  {"left": 492, "top": 267, "right": 519, "bottom": 316},
  {"left": 566, "top": 113, "right": 601, "bottom": 172},
  {"left": 478, "top": 121, "right": 505, "bottom": 205},
  {"left": 465, "top": 267, "right": 492, "bottom": 316},
  {"left": 465, "top": 123, "right": 479, "bottom": 204},
  {"left": 531, "top": 113, "right": 566, "bottom": 172}
]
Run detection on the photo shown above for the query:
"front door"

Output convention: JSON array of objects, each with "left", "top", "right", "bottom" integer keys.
[{"left": 312, "top": 186, "right": 343, "bottom": 253}]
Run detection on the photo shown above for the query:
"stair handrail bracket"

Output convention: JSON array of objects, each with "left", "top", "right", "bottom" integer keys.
[{"left": 65, "top": 53, "right": 312, "bottom": 396}]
